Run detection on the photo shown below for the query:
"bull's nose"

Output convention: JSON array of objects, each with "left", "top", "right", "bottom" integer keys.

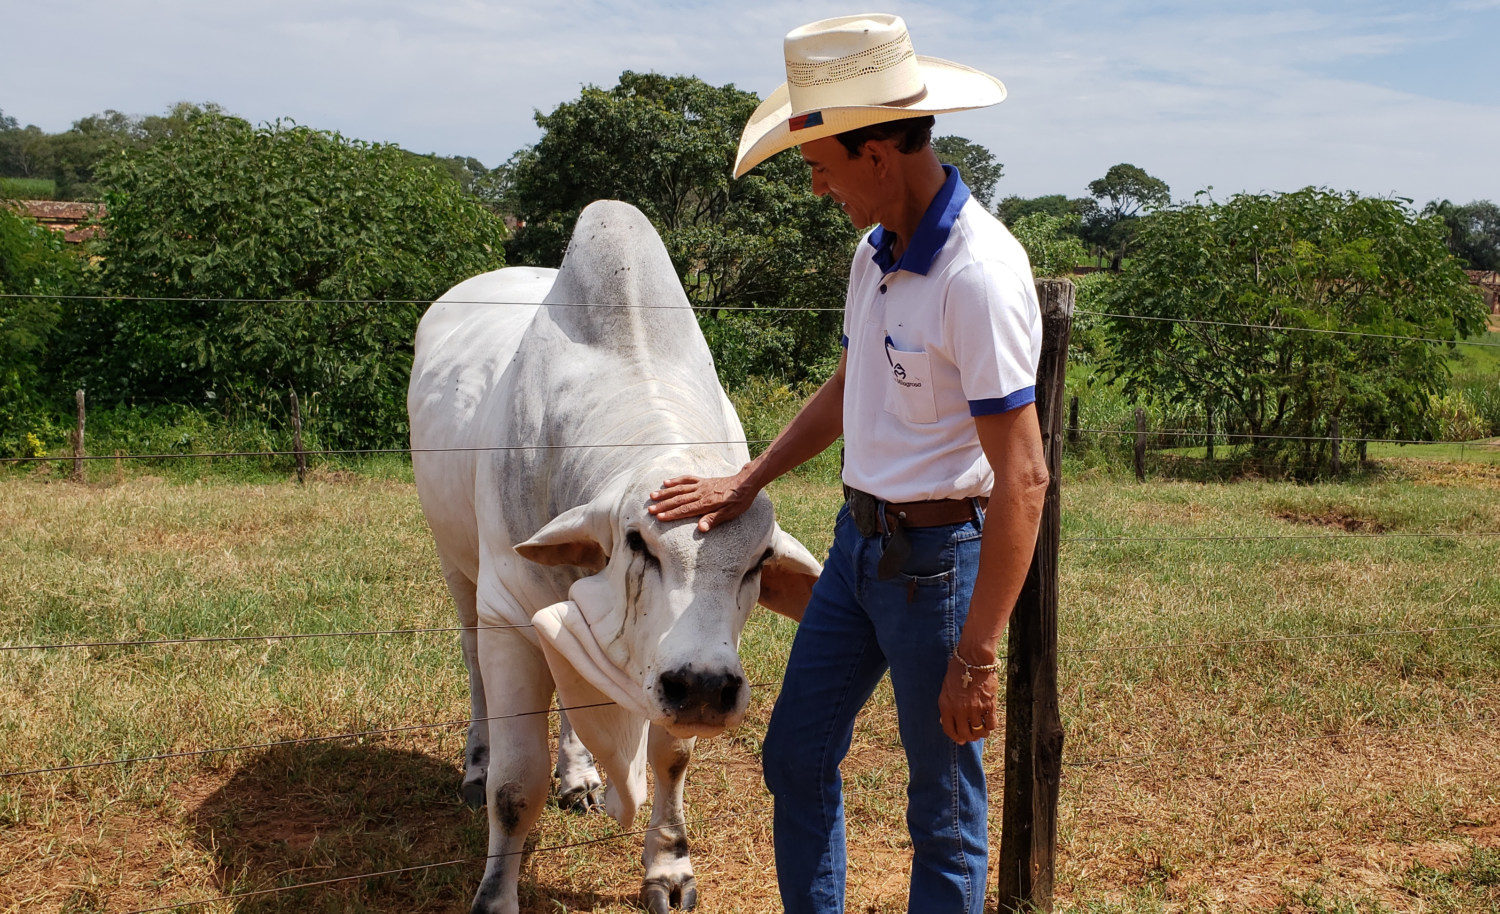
[{"left": 656, "top": 667, "right": 744, "bottom": 719}]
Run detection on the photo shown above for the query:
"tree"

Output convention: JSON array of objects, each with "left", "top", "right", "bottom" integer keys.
[
  {"left": 1099, "top": 188, "right": 1487, "bottom": 477},
  {"left": 995, "top": 194, "right": 1094, "bottom": 226},
  {"left": 1083, "top": 163, "right": 1169, "bottom": 271},
  {"left": 1423, "top": 199, "right": 1500, "bottom": 271},
  {"left": 504, "top": 71, "right": 856, "bottom": 384},
  {"left": 931, "top": 135, "right": 1003, "bottom": 209},
  {"left": 0, "top": 205, "right": 85, "bottom": 453},
  {"left": 1008, "top": 212, "right": 1087, "bottom": 278},
  {"left": 74, "top": 111, "right": 508, "bottom": 446}
]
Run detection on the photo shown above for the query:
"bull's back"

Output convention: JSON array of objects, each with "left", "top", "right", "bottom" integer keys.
[{"left": 409, "top": 267, "right": 558, "bottom": 580}]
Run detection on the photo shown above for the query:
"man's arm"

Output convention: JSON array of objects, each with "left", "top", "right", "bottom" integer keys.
[
  {"left": 649, "top": 351, "right": 847, "bottom": 531},
  {"left": 938, "top": 403, "right": 1050, "bottom": 745}
]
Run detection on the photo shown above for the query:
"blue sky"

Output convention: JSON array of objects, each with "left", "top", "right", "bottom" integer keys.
[{"left": 3, "top": 0, "right": 1498, "bottom": 205}]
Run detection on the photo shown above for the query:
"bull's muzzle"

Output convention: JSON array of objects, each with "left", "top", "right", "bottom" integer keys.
[{"left": 655, "top": 665, "right": 746, "bottom": 729}]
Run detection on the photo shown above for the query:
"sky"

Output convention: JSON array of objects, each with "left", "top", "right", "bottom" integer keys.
[{"left": 4, "top": 0, "right": 1499, "bottom": 206}]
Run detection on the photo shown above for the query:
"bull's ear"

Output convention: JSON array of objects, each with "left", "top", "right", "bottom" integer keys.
[
  {"left": 757, "top": 527, "right": 822, "bottom": 622},
  {"left": 515, "top": 503, "right": 611, "bottom": 573}
]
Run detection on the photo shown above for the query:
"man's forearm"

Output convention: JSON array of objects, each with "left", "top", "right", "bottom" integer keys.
[{"left": 957, "top": 478, "right": 1047, "bottom": 663}]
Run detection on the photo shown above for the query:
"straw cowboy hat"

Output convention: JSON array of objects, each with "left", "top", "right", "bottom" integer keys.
[{"left": 733, "top": 13, "right": 1006, "bottom": 178}]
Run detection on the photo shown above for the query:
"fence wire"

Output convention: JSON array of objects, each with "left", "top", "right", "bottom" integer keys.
[{"left": 1, "top": 291, "right": 1496, "bottom": 347}]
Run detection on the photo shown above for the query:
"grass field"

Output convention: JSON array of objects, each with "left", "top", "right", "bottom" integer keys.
[{"left": 2, "top": 451, "right": 1498, "bottom": 913}]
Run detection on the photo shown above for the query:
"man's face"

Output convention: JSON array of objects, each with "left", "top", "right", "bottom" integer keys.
[{"left": 801, "top": 136, "right": 883, "bottom": 230}]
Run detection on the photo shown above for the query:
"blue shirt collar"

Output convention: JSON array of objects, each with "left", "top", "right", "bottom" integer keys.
[{"left": 867, "top": 164, "right": 971, "bottom": 276}]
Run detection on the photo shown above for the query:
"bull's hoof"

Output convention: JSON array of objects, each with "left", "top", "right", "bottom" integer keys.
[
  {"left": 460, "top": 774, "right": 487, "bottom": 810},
  {"left": 554, "top": 782, "right": 604, "bottom": 813},
  {"left": 642, "top": 875, "right": 697, "bottom": 912}
]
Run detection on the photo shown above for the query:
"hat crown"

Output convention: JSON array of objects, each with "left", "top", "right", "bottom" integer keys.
[{"left": 782, "top": 13, "right": 925, "bottom": 115}]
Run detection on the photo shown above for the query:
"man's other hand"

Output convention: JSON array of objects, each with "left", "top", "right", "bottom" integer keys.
[{"left": 648, "top": 468, "right": 757, "bottom": 532}]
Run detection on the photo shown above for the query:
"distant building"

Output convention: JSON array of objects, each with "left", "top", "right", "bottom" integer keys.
[
  {"left": 6, "top": 200, "right": 104, "bottom": 243},
  {"left": 1467, "top": 270, "right": 1500, "bottom": 317}
]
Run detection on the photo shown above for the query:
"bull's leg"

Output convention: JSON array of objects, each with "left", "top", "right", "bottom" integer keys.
[
  {"left": 641, "top": 724, "right": 698, "bottom": 913},
  {"left": 470, "top": 624, "right": 554, "bottom": 914},
  {"left": 441, "top": 562, "right": 489, "bottom": 810},
  {"left": 554, "top": 709, "right": 604, "bottom": 812}
]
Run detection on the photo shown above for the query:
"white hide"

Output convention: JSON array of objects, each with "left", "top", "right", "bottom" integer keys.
[{"left": 408, "top": 200, "right": 821, "bottom": 914}]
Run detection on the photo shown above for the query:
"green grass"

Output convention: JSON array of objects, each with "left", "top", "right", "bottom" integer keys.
[
  {"left": 0, "top": 176, "right": 56, "bottom": 200},
  {"left": 2, "top": 453, "right": 1498, "bottom": 912}
]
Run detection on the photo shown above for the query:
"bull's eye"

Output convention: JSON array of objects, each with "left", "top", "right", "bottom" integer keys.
[
  {"left": 626, "top": 530, "right": 660, "bottom": 568},
  {"left": 746, "top": 547, "right": 773, "bottom": 580}
]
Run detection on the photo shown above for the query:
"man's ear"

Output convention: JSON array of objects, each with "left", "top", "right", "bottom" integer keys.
[
  {"left": 757, "top": 527, "right": 822, "bottom": 622},
  {"left": 515, "top": 502, "right": 612, "bottom": 573}
]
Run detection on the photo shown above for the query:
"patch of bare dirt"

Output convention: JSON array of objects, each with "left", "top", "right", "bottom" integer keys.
[{"left": 1273, "top": 507, "right": 1392, "bottom": 532}]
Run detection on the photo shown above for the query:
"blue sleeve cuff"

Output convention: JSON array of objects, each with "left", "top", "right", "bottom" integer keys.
[
  {"left": 969, "top": 386, "right": 1036, "bottom": 416},
  {"left": 840, "top": 334, "right": 849, "bottom": 348}
]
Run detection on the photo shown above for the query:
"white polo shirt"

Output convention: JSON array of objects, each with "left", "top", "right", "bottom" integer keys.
[{"left": 841, "top": 165, "right": 1041, "bottom": 503}]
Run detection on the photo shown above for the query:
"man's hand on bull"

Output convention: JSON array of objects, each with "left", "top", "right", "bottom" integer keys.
[{"left": 648, "top": 468, "right": 758, "bottom": 532}]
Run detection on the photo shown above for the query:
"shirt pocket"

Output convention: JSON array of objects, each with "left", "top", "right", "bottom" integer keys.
[{"left": 883, "top": 338, "right": 939, "bottom": 424}]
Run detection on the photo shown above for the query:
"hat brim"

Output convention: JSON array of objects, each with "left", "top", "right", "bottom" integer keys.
[{"left": 733, "top": 56, "right": 1006, "bottom": 178}]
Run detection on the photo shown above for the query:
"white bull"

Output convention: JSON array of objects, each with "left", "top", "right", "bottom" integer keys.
[{"left": 408, "top": 200, "right": 821, "bottom": 914}]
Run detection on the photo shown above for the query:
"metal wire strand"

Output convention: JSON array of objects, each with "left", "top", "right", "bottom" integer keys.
[
  {"left": 1062, "top": 623, "right": 1500, "bottom": 656},
  {"left": 1071, "top": 713, "right": 1498, "bottom": 769},
  {"left": 0, "top": 622, "right": 533, "bottom": 653},
  {"left": 5, "top": 438, "right": 776, "bottom": 463},
  {"left": 0, "top": 684, "right": 780, "bottom": 780}
]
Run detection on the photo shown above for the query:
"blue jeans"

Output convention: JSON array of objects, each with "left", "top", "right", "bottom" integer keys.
[{"left": 762, "top": 502, "right": 988, "bottom": 914}]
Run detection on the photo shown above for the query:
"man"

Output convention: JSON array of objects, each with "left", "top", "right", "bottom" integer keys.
[{"left": 648, "top": 14, "right": 1048, "bottom": 914}]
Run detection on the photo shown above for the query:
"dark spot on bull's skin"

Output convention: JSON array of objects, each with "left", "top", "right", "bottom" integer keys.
[
  {"left": 469, "top": 743, "right": 488, "bottom": 768},
  {"left": 667, "top": 749, "right": 690, "bottom": 782},
  {"left": 666, "top": 833, "right": 690, "bottom": 858},
  {"left": 494, "top": 781, "right": 527, "bottom": 834},
  {"left": 470, "top": 873, "right": 503, "bottom": 914}
]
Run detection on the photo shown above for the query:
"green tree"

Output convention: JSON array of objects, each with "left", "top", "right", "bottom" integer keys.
[
  {"left": 1099, "top": 188, "right": 1487, "bottom": 477},
  {"left": 995, "top": 193, "right": 1095, "bottom": 227},
  {"left": 504, "top": 71, "right": 856, "bottom": 384},
  {"left": 76, "top": 111, "right": 508, "bottom": 446},
  {"left": 1423, "top": 199, "right": 1500, "bottom": 271},
  {"left": 1009, "top": 212, "right": 1087, "bottom": 278},
  {"left": 0, "top": 205, "right": 85, "bottom": 453},
  {"left": 1084, "top": 162, "right": 1170, "bottom": 270},
  {"left": 931, "top": 135, "right": 1003, "bottom": 209}
]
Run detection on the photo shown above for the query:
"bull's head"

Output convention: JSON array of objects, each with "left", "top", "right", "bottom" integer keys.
[{"left": 516, "top": 471, "right": 820, "bottom": 739}]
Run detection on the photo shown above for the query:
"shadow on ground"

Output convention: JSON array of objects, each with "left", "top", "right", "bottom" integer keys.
[{"left": 186, "top": 741, "right": 626, "bottom": 912}]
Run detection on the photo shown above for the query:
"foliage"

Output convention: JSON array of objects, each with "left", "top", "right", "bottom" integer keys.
[
  {"left": 1083, "top": 162, "right": 1170, "bottom": 270},
  {"left": 74, "top": 111, "right": 507, "bottom": 447},
  {"left": 1099, "top": 187, "right": 1488, "bottom": 477},
  {"left": 503, "top": 71, "right": 856, "bottom": 386},
  {"left": 1423, "top": 198, "right": 1500, "bottom": 271},
  {"left": 1009, "top": 211, "right": 1088, "bottom": 278},
  {"left": 995, "top": 193, "right": 1095, "bottom": 227},
  {"left": 0, "top": 206, "right": 85, "bottom": 455},
  {"left": 0, "top": 177, "right": 55, "bottom": 200},
  {"left": 931, "top": 135, "right": 1003, "bottom": 209}
]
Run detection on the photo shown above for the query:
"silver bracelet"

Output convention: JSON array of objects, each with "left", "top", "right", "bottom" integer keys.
[{"left": 951, "top": 649, "right": 1000, "bottom": 687}]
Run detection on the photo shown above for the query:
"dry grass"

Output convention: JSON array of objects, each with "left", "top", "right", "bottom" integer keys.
[{"left": 2, "top": 455, "right": 1497, "bottom": 913}]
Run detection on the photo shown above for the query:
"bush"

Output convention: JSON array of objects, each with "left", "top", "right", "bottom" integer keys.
[{"left": 72, "top": 112, "right": 508, "bottom": 448}]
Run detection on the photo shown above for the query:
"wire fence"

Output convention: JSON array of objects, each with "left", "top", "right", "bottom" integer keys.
[
  {"left": 4, "top": 288, "right": 1497, "bottom": 907},
  {"left": 2, "top": 291, "right": 1497, "bottom": 347}
]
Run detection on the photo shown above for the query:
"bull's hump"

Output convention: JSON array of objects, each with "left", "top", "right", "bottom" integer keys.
[{"left": 542, "top": 201, "right": 701, "bottom": 356}]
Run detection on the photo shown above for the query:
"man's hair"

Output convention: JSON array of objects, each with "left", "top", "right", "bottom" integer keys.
[{"left": 835, "top": 115, "right": 936, "bottom": 158}]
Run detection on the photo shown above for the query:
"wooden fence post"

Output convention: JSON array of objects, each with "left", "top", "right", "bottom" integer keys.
[
  {"left": 1205, "top": 409, "right": 1215, "bottom": 463},
  {"left": 1067, "top": 395, "right": 1079, "bottom": 446},
  {"left": 1330, "top": 417, "right": 1341, "bottom": 478},
  {"left": 997, "top": 279, "right": 1071, "bottom": 912},
  {"left": 1358, "top": 439, "right": 1368, "bottom": 467},
  {"left": 289, "top": 389, "right": 307, "bottom": 484},
  {"left": 72, "top": 389, "right": 86, "bottom": 482},
  {"left": 1133, "top": 408, "right": 1146, "bottom": 482}
]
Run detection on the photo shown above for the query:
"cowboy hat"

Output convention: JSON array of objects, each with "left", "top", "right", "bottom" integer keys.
[{"left": 733, "top": 13, "right": 1006, "bottom": 178}]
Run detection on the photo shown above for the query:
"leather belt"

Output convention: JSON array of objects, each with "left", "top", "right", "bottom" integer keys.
[{"left": 844, "top": 486, "right": 987, "bottom": 579}]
